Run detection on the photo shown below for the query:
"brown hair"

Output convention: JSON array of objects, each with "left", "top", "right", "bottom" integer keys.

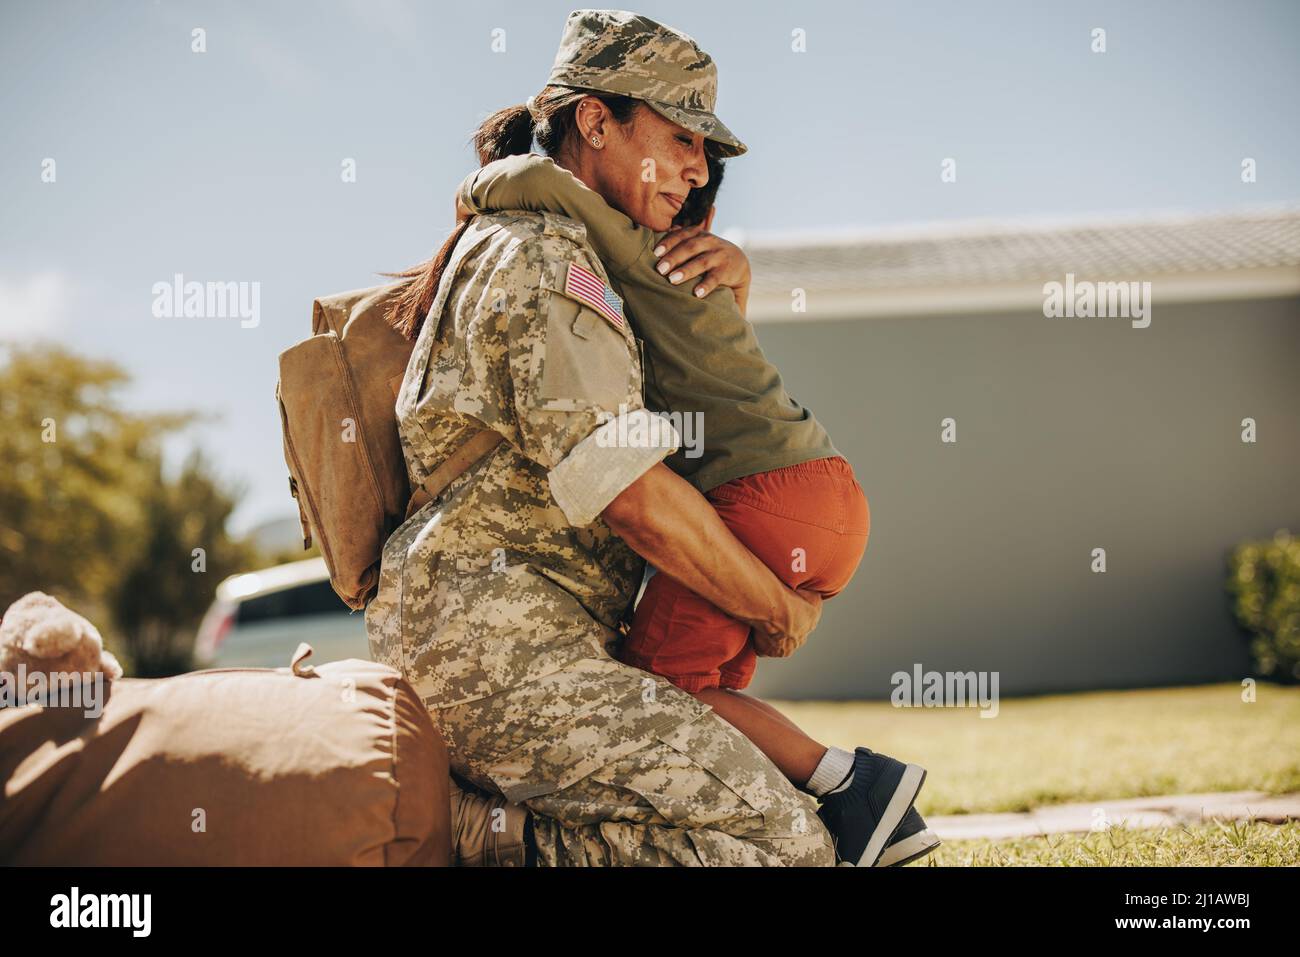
[
  {"left": 385, "top": 86, "right": 641, "bottom": 341},
  {"left": 672, "top": 143, "right": 726, "bottom": 231}
]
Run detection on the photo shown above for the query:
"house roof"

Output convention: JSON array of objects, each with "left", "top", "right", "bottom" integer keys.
[{"left": 736, "top": 205, "right": 1300, "bottom": 322}]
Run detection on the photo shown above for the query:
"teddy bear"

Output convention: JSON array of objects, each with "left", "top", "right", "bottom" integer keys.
[{"left": 0, "top": 591, "right": 123, "bottom": 704}]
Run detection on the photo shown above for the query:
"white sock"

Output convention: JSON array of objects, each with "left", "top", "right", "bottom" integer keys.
[{"left": 806, "top": 746, "right": 855, "bottom": 797}]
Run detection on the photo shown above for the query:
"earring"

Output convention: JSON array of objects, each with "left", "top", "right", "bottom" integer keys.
[{"left": 591, "top": 136, "right": 601, "bottom": 147}]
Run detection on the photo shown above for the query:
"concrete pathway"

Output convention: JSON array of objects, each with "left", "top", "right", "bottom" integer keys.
[{"left": 928, "top": 790, "right": 1300, "bottom": 841}]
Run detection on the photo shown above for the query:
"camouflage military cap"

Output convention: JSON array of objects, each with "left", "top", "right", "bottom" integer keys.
[{"left": 544, "top": 9, "right": 747, "bottom": 158}]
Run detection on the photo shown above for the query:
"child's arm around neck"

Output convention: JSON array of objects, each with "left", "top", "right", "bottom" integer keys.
[
  {"left": 456, "top": 153, "right": 655, "bottom": 273},
  {"left": 456, "top": 152, "right": 747, "bottom": 333}
]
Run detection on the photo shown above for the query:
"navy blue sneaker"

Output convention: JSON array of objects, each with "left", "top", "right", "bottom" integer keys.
[
  {"left": 875, "top": 805, "right": 941, "bottom": 867},
  {"left": 815, "top": 747, "right": 928, "bottom": 867}
]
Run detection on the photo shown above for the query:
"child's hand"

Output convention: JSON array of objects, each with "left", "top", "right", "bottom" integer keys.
[{"left": 652, "top": 219, "right": 752, "bottom": 315}]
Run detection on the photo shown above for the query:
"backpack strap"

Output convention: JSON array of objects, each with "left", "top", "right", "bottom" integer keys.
[{"left": 403, "top": 429, "right": 503, "bottom": 520}]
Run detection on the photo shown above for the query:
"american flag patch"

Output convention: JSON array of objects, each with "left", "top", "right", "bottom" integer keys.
[{"left": 563, "top": 261, "right": 625, "bottom": 331}]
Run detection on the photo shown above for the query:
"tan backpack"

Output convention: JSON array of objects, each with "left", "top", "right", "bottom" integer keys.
[
  {"left": 275, "top": 280, "right": 415, "bottom": 610},
  {"left": 275, "top": 232, "right": 503, "bottom": 610}
]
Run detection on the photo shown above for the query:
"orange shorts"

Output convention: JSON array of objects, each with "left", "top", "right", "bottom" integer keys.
[{"left": 617, "top": 455, "right": 870, "bottom": 693}]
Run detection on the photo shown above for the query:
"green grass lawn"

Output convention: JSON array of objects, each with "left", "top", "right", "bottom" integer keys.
[
  {"left": 771, "top": 682, "right": 1300, "bottom": 816},
  {"left": 929, "top": 820, "right": 1300, "bottom": 866}
]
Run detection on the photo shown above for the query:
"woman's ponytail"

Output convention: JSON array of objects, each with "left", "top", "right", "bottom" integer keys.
[{"left": 474, "top": 102, "right": 537, "bottom": 165}]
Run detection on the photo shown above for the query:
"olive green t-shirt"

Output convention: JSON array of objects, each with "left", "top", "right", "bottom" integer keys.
[{"left": 457, "top": 153, "right": 840, "bottom": 494}]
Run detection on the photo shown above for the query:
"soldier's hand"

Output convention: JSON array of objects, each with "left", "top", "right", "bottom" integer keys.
[
  {"left": 753, "top": 631, "right": 799, "bottom": 659},
  {"left": 753, "top": 586, "right": 821, "bottom": 657}
]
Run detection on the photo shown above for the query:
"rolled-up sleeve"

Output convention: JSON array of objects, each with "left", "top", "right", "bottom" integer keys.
[{"left": 548, "top": 407, "right": 680, "bottom": 527}]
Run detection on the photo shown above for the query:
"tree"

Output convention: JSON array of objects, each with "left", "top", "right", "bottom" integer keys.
[
  {"left": 0, "top": 344, "right": 258, "bottom": 675},
  {"left": 108, "top": 448, "right": 258, "bottom": 676}
]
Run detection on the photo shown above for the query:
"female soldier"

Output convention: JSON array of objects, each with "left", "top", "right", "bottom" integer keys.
[
  {"left": 453, "top": 141, "right": 940, "bottom": 868},
  {"left": 370, "top": 10, "right": 862, "bottom": 866}
]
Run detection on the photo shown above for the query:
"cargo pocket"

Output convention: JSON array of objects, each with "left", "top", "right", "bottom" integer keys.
[
  {"left": 477, "top": 657, "right": 708, "bottom": 806},
  {"left": 644, "top": 712, "right": 780, "bottom": 832}
]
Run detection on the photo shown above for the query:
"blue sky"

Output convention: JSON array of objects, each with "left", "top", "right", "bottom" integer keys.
[{"left": 3, "top": 0, "right": 1298, "bottom": 534}]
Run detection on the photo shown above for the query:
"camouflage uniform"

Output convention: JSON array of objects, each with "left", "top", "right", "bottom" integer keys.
[{"left": 365, "top": 209, "right": 834, "bottom": 866}]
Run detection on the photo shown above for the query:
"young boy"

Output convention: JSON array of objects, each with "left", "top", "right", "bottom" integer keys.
[{"left": 453, "top": 152, "right": 939, "bottom": 866}]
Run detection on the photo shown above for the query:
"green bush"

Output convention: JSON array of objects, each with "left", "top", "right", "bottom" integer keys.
[
  {"left": 1227, "top": 530, "right": 1300, "bottom": 683},
  {"left": 1, "top": 345, "right": 259, "bottom": 677}
]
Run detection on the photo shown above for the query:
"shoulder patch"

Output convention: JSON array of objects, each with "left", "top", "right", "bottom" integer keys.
[{"left": 559, "top": 261, "right": 626, "bottom": 332}]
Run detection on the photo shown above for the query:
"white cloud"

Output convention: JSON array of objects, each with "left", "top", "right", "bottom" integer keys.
[{"left": 0, "top": 271, "right": 70, "bottom": 340}]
